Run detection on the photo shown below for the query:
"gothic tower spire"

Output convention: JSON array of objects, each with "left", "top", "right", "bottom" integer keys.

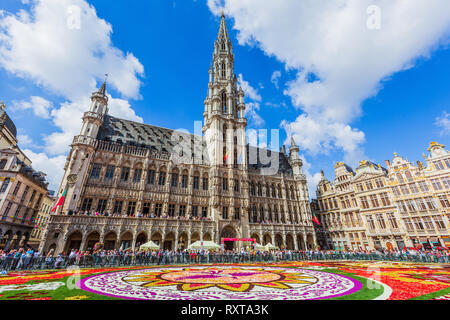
[{"left": 203, "top": 13, "right": 247, "bottom": 168}]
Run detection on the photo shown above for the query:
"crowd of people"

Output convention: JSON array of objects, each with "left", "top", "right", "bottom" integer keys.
[
  {"left": 66, "top": 210, "right": 213, "bottom": 221},
  {"left": 1, "top": 246, "right": 448, "bottom": 272}
]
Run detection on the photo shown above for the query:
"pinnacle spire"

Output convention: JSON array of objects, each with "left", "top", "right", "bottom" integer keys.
[
  {"left": 291, "top": 136, "right": 298, "bottom": 149},
  {"left": 98, "top": 74, "right": 108, "bottom": 96},
  {"left": 217, "top": 11, "right": 229, "bottom": 41}
]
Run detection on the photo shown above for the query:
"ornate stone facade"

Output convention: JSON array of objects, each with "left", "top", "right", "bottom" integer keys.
[
  {"left": 0, "top": 102, "right": 49, "bottom": 249},
  {"left": 40, "top": 14, "right": 316, "bottom": 254},
  {"left": 316, "top": 143, "right": 450, "bottom": 250}
]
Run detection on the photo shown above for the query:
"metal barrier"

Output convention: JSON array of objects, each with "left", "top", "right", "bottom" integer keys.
[{"left": 0, "top": 252, "right": 448, "bottom": 271}]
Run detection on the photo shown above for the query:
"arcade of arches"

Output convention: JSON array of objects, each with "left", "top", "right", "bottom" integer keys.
[{"left": 41, "top": 223, "right": 315, "bottom": 253}]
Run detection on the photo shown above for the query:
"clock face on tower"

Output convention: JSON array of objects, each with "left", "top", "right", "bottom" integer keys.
[{"left": 67, "top": 174, "right": 78, "bottom": 184}]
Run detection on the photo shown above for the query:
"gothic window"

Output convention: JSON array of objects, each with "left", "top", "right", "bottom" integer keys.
[
  {"left": 127, "top": 202, "right": 136, "bottom": 216},
  {"left": 252, "top": 206, "right": 257, "bottom": 223},
  {"left": 179, "top": 205, "right": 186, "bottom": 217},
  {"left": 96, "top": 199, "right": 107, "bottom": 213},
  {"left": 221, "top": 62, "right": 226, "bottom": 77},
  {"left": 147, "top": 170, "right": 155, "bottom": 185},
  {"left": 158, "top": 171, "right": 166, "bottom": 186},
  {"left": 257, "top": 183, "right": 262, "bottom": 196},
  {"left": 192, "top": 206, "right": 198, "bottom": 217},
  {"left": 250, "top": 182, "right": 256, "bottom": 196},
  {"left": 133, "top": 169, "right": 142, "bottom": 183},
  {"left": 202, "top": 177, "right": 209, "bottom": 190},
  {"left": 181, "top": 174, "right": 188, "bottom": 188},
  {"left": 222, "top": 206, "right": 229, "bottom": 220},
  {"left": 223, "top": 178, "right": 228, "bottom": 191},
  {"left": 105, "top": 165, "right": 115, "bottom": 180},
  {"left": 155, "top": 203, "right": 163, "bottom": 217},
  {"left": 171, "top": 173, "right": 179, "bottom": 187},
  {"left": 120, "top": 167, "right": 130, "bottom": 182},
  {"left": 143, "top": 202, "right": 151, "bottom": 216},
  {"left": 168, "top": 204, "right": 175, "bottom": 217},
  {"left": 112, "top": 201, "right": 123, "bottom": 214},
  {"left": 81, "top": 198, "right": 93, "bottom": 211},
  {"left": 234, "top": 179, "right": 239, "bottom": 193},
  {"left": 234, "top": 207, "right": 240, "bottom": 220},
  {"left": 222, "top": 91, "right": 227, "bottom": 113},
  {"left": 193, "top": 175, "right": 199, "bottom": 190}
]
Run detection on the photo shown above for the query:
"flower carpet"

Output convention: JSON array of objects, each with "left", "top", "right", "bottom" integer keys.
[{"left": 0, "top": 261, "right": 449, "bottom": 300}]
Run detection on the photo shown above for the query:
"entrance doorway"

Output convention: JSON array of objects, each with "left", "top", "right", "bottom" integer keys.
[{"left": 224, "top": 241, "right": 234, "bottom": 251}]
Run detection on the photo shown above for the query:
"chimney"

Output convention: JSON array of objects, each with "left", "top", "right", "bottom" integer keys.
[{"left": 385, "top": 160, "right": 390, "bottom": 167}]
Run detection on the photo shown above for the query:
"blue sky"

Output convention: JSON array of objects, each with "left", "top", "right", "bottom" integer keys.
[{"left": 0, "top": 0, "right": 449, "bottom": 193}]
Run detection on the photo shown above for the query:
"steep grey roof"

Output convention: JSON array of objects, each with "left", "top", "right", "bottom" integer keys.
[
  {"left": 97, "top": 115, "right": 293, "bottom": 174},
  {"left": 0, "top": 109, "right": 17, "bottom": 138},
  {"left": 97, "top": 115, "right": 209, "bottom": 161},
  {"left": 247, "top": 146, "right": 293, "bottom": 175}
]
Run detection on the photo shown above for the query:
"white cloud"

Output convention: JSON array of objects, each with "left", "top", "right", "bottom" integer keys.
[
  {"left": 0, "top": 0, "right": 145, "bottom": 159},
  {"left": 44, "top": 95, "right": 143, "bottom": 155},
  {"left": 282, "top": 114, "right": 365, "bottom": 166},
  {"left": 208, "top": 0, "right": 450, "bottom": 163},
  {"left": 299, "top": 154, "right": 322, "bottom": 198},
  {"left": 18, "top": 134, "right": 33, "bottom": 147},
  {"left": 22, "top": 148, "right": 66, "bottom": 191},
  {"left": 238, "top": 73, "right": 261, "bottom": 102},
  {"left": 435, "top": 111, "right": 450, "bottom": 136},
  {"left": 271, "top": 70, "right": 281, "bottom": 89},
  {"left": 0, "top": 0, "right": 144, "bottom": 101},
  {"left": 12, "top": 96, "right": 53, "bottom": 118},
  {"left": 237, "top": 73, "right": 265, "bottom": 126}
]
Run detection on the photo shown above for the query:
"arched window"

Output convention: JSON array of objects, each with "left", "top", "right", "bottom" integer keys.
[
  {"left": 221, "top": 91, "right": 227, "bottom": 113},
  {"left": 221, "top": 62, "right": 226, "bottom": 77},
  {"left": 396, "top": 173, "right": 405, "bottom": 183},
  {"left": 405, "top": 170, "right": 413, "bottom": 182}
]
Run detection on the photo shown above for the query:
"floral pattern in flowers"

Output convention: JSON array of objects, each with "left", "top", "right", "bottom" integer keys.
[
  {"left": 78, "top": 266, "right": 362, "bottom": 300},
  {"left": 0, "top": 262, "right": 449, "bottom": 300}
]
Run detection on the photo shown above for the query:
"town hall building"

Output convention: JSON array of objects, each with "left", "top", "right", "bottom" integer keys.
[{"left": 39, "top": 14, "right": 316, "bottom": 254}]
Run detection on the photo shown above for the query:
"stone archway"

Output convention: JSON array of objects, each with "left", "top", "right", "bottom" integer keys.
[
  {"left": 203, "top": 232, "right": 212, "bottom": 241},
  {"left": 151, "top": 232, "right": 162, "bottom": 247},
  {"left": 104, "top": 231, "right": 117, "bottom": 250},
  {"left": 250, "top": 233, "right": 260, "bottom": 244},
  {"left": 178, "top": 232, "right": 188, "bottom": 250},
  {"left": 286, "top": 234, "right": 295, "bottom": 250},
  {"left": 297, "top": 234, "right": 305, "bottom": 250},
  {"left": 191, "top": 231, "right": 200, "bottom": 244},
  {"left": 275, "top": 234, "right": 283, "bottom": 249},
  {"left": 0, "top": 230, "right": 13, "bottom": 249},
  {"left": 85, "top": 231, "right": 100, "bottom": 251},
  {"left": 220, "top": 225, "right": 237, "bottom": 251},
  {"left": 135, "top": 232, "right": 148, "bottom": 249},
  {"left": 306, "top": 234, "right": 314, "bottom": 250},
  {"left": 164, "top": 232, "right": 175, "bottom": 251},
  {"left": 263, "top": 233, "right": 272, "bottom": 245},
  {"left": 64, "top": 231, "right": 83, "bottom": 253},
  {"left": 119, "top": 231, "right": 133, "bottom": 250}
]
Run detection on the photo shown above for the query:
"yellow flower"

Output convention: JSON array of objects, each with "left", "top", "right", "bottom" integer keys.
[{"left": 65, "top": 295, "right": 88, "bottom": 300}]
